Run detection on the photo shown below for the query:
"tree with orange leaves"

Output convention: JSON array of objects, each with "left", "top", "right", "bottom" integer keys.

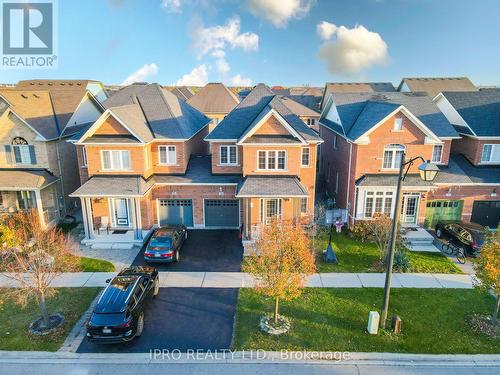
[
  {"left": 243, "top": 218, "right": 316, "bottom": 327},
  {"left": 0, "top": 210, "right": 77, "bottom": 332},
  {"left": 473, "top": 228, "right": 500, "bottom": 325}
]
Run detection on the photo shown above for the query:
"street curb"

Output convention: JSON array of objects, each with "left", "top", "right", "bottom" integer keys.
[{"left": 0, "top": 350, "right": 499, "bottom": 365}]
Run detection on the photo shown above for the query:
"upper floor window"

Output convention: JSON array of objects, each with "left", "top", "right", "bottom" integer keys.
[
  {"left": 306, "top": 118, "right": 316, "bottom": 126},
  {"left": 394, "top": 117, "right": 403, "bottom": 131},
  {"left": 481, "top": 144, "right": 500, "bottom": 163},
  {"left": 382, "top": 144, "right": 405, "bottom": 169},
  {"left": 432, "top": 144, "right": 443, "bottom": 163},
  {"left": 301, "top": 147, "right": 310, "bottom": 166},
  {"left": 220, "top": 145, "right": 237, "bottom": 165},
  {"left": 8, "top": 137, "right": 36, "bottom": 165},
  {"left": 258, "top": 150, "right": 286, "bottom": 171},
  {"left": 101, "top": 150, "right": 131, "bottom": 170},
  {"left": 158, "top": 145, "right": 176, "bottom": 165}
]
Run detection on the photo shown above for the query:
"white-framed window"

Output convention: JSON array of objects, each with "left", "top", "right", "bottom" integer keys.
[
  {"left": 101, "top": 150, "right": 131, "bottom": 170},
  {"left": 382, "top": 144, "right": 405, "bottom": 169},
  {"left": 158, "top": 145, "right": 176, "bottom": 165},
  {"left": 333, "top": 134, "right": 337, "bottom": 149},
  {"left": 11, "top": 137, "right": 34, "bottom": 164},
  {"left": 257, "top": 150, "right": 286, "bottom": 170},
  {"left": 394, "top": 117, "right": 403, "bottom": 131},
  {"left": 432, "top": 144, "right": 443, "bottom": 163},
  {"left": 81, "top": 146, "right": 87, "bottom": 167},
  {"left": 364, "top": 191, "right": 394, "bottom": 218},
  {"left": 306, "top": 118, "right": 315, "bottom": 126},
  {"left": 220, "top": 145, "right": 237, "bottom": 165},
  {"left": 260, "top": 198, "right": 282, "bottom": 223},
  {"left": 301, "top": 147, "right": 310, "bottom": 166},
  {"left": 300, "top": 198, "right": 307, "bottom": 214},
  {"left": 481, "top": 144, "right": 500, "bottom": 163}
]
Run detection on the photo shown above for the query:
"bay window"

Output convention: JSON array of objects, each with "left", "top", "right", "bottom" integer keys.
[
  {"left": 382, "top": 144, "right": 405, "bottom": 169},
  {"left": 159, "top": 145, "right": 176, "bottom": 165},
  {"left": 257, "top": 150, "right": 286, "bottom": 170},
  {"left": 364, "top": 191, "right": 394, "bottom": 218},
  {"left": 220, "top": 145, "right": 237, "bottom": 165},
  {"left": 101, "top": 150, "right": 131, "bottom": 170}
]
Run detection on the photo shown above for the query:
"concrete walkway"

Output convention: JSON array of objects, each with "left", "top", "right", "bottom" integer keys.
[{"left": 0, "top": 272, "right": 475, "bottom": 289}]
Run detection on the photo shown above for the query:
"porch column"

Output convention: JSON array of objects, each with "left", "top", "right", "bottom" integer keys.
[
  {"left": 245, "top": 198, "right": 251, "bottom": 239},
  {"left": 34, "top": 190, "right": 45, "bottom": 227},
  {"left": 80, "top": 197, "right": 94, "bottom": 240},
  {"left": 133, "top": 197, "right": 143, "bottom": 241}
]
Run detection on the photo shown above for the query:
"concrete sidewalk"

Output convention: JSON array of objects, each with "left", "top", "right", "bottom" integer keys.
[{"left": 0, "top": 272, "right": 475, "bottom": 289}]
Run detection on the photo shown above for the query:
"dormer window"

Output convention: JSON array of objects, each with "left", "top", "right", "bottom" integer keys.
[
  {"left": 219, "top": 145, "right": 237, "bottom": 165},
  {"left": 394, "top": 117, "right": 403, "bottom": 131},
  {"left": 383, "top": 144, "right": 405, "bottom": 169}
]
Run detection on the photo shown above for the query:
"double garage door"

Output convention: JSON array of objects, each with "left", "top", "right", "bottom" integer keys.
[
  {"left": 158, "top": 199, "right": 239, "bottom": 228},
  {"left": 471, "top": 201, "right": 500, "bottom": 228}
]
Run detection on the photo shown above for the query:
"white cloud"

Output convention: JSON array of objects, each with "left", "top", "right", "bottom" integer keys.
[
  {"left": 318, "top": 24, "right": 388, "bottom": 75},
  {"left": 216, "top": 58, "right": 231, "bottom": 75},
  {"left": 316, "top": 21, "right": 336, "bottom": 40},
  {"left": 121, "top": 63, "right": 159, "bottom": 85},
  {"left": 161, "top": 0, "right": 183, "bottom": 13},
  {"left": 191, "top": 16, "right": 259, "bottom": 59},
  {"left": 175, "top": 64, "right": 208, "bottom": 86},
  {"left": 229, "top": 74, "right": 252, "bottom": 86},
  {"left": 247, "top": 0, "right": 314, "bottom": 28}
]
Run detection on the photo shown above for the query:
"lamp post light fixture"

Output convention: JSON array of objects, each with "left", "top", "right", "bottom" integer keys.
[{"left": 380, "top": 153, "right": 439, "bottom": 329}]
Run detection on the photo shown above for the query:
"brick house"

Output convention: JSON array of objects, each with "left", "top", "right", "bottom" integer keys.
[
  {"left": 319, "top": 91, "right": 500, "bottom": 229},
  {"left": 0, "top": 81, "right": 105, "bottom": 226},
  {"left": 70, "top": 83, "right": 322, "bottom": 250}
]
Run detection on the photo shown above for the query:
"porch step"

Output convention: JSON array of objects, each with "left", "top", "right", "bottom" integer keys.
[
  {"left": 407, "top": 243, "right": 441, "bottom": 253},
  {"left": 91, "top": 243, "right": 134, "bottom": 250}
]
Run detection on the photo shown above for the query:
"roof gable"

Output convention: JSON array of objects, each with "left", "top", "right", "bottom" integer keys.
[
  {"left": 398, "top": 77, "right": 477, "bottom": 97},
  {"left": 186, "top": 83, "right": 240, "bottom": 114}
]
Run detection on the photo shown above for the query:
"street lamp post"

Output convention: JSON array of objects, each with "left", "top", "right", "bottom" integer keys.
[{"left": 380, "top": 152, "right": 439, "bottom": 329}]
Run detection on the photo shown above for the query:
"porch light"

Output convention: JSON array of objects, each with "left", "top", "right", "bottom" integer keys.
[{"left": 418, "top": 161, "right": 439, "bottom": 181}]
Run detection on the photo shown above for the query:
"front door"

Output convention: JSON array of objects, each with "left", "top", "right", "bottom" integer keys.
[
  {"left": 113, "top": 198, "right": 129, "bottom": 226},
  {"left": 401, "top": 194, "right": 419, "bottom": 224}
]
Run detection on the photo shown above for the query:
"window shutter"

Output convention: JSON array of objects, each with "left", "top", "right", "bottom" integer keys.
[
  {"left": 13, "top": 146, "right": 22, "bottom": 163},
  {"left": 4, "top": 145, "right": 12, "bottom": 164},
  {"left": 28, "top": 145, "right": 37, "bottom": 164}
]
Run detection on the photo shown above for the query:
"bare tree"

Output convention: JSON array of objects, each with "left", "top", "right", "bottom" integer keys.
[{"left": 0, "top": 210, "right": 77, "bottom": 331}]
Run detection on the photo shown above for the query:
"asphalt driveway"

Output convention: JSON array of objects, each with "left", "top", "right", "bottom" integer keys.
[
  {"left": 77, "top": 287, "right": 239, "bottom": 353},
  {"left": 131, "top": 230, "right": 243, "bottom": 272}
]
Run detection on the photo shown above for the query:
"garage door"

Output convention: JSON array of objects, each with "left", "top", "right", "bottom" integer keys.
[
  {"left": 204, "top": 199, "right": 239, "bottom": 228},
  {"left": 158, "top": 199, "right": 193, "bottom": 227},
  {"left": 471, "top": 201, "right": 500, "bottom": 229},
  {"left": 424, "top": 200, "right": 463, "bottom": 228}
]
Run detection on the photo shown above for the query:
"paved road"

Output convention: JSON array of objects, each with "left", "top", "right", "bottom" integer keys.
[
  {"left": 77, "top": 287, "right": 239, "bottom": 353},
  {"left": 0, "top": 362, "right": 498, "bottom": 375},
  {"left": 132, "top": 230, "right": 243, "bottom": 272}
]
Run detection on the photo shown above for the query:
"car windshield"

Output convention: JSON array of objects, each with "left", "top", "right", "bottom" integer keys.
[{"left": 150, "top": 236, "right": 172, "bottom": 248}]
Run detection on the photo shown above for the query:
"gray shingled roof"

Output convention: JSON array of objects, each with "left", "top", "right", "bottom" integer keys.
[
  {"left": 206, "top": 84, "right": 322, "bottom": 142},
  {"left": 356, "top": 154, "right": 500, "bottom": 187},
  {"left": 322, "top": 92, "right": 459, "bottom": 141},
  {"left": 236, "top": 176, "right": 309, "bottom": 197},
  {"left": 279, "top": 96, "right": 320, "bottom": 117},
  {"left": 398, "top": 77, "right": 477, "bottom": 98},
  {"left": 441, "top": 91, "right": 500, "bottom": 137},
  {"left": 0, "top": 169, "right": 58, "bottom": 189},
  {"left": 70, "top": 175, "right": 154, "bottom": 197},
  {"left": 321, "top": 82, "right": 395, "bottom": 109},
  {"left": 186, "top": 83, "right": 240, "bottom": 114},
  {"left": 103, "top": 83, "right": 210, "bottom": 140}
]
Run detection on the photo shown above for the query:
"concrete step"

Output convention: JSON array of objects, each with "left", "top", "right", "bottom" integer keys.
[{"left": 407, "top": 243, "right": 441, "bottom": 253}]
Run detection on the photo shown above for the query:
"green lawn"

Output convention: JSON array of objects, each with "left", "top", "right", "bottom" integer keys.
[
  {"left": 233, "top": 288, "right": 499, "bottom": 354},
  {"left": 77, "top": 256, "right": 115, "bottom": 272},
  {"left": 0, "top": 288, "right": 100, "bottom": 351},
  {"left": 315, "top": 231, "right": 462, "bottom": 274}
]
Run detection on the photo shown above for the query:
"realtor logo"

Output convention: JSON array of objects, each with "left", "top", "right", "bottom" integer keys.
[{"left": 1, "top": 0, "right": 58, "bottom": 68}]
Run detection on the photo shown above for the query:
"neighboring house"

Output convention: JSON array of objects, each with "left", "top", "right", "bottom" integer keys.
[
  {"left": 398, "top": 77, "right": 477, "bottom": 98},
  {"left": 0, "top": 83, "right": 104, "bottom": 226},
  {"left": 279, "top": 96, "right": 320, "bottom": 132},
  {"left": 288, "top": 86, "right": 324, "bottom": 112},
  {"left": 319, "top": 91, "right": 495, "bottom": 229},
  {"left": 320, "top": 82, "right": 396, "bottom": 111},
  {"left": 186, "top": 83, "right": 240, "bottom": 131},
  {"left": 206, "top": 84, "right": 323, "bottom": 250},
  {"left": 168, "top": 86, "right": 195, "bottom": 101}
]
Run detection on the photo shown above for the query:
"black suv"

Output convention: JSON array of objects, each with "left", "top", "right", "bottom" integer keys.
[
  {"left": 86, "top": 267, "right": 159, "bottom": 343},
  {"left": 435, "top": 221, "right": 485, "bottom": 257}
]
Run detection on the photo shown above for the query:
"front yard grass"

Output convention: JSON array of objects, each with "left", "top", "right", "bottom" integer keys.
[
  {"left": 233, "top": 288, "right": 499, "bottom": 353},
  {"left": 314, "top": 231, "right": 462, "bottom": 274},
  {"left": 0, "top": 287, "right": 100, "bottom": 351},
  {"left": 74, "top": 255, "right": 115, "bottom": 272}
]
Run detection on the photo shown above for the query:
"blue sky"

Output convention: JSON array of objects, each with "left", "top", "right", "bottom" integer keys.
[{"left": 1, "top": 0, "right": 499, "bottom": 87}]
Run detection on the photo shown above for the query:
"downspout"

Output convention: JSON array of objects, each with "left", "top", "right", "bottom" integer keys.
[
  {"left": 346, "top": 141, "right": 353, "bottom": 226},
  {"left": 49, "top": 93, "right": 67, "bottom": 217}
]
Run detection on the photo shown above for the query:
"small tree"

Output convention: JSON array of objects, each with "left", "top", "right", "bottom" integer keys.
[
  {"left": 473, "top": 228, "right": 500, "bottom": 325},
  {"left": 243, "top": 219, "right": 316, "bottom": 326},
  {"left": 0, "top": 210, "right": 77, "bottom": 331},
  {"left": 364, "top": 213, "right": 406, "bottom": 264}
]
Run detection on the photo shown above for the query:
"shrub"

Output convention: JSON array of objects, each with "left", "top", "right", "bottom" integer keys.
[
  {"left": 349, "top": 221, "right": 372, "bottom": 242},
  {"left": 393, "top": 249, "right": 411, "bottom": 272}
]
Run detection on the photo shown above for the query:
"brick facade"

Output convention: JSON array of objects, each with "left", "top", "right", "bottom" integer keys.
[{"left": 451, "top": 136, "right": 500, "bottom": 165}]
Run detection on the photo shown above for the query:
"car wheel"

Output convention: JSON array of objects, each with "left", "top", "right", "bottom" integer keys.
[
  {"left": 436, "top": 228, "right": 443, "bottom": 238},
  {"left": 153, "top": 277, "right": 159, "bottom": 298},
  {"left": 174, "top": 250, "right": 180, "bottom": 262},
  {"left": 136, "top": 313, "right": 144, "bottom": 337}
]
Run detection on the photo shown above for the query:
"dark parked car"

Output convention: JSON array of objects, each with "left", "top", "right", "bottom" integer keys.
[
  {"left": 435, "top": 221, "right": 485, "bottom": 257},
  {"left": 144, "top": 225, "right": 187, "bottom": 263},
  {"left": 86, "top": 267, "right": 159, "bottom": 343}
]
